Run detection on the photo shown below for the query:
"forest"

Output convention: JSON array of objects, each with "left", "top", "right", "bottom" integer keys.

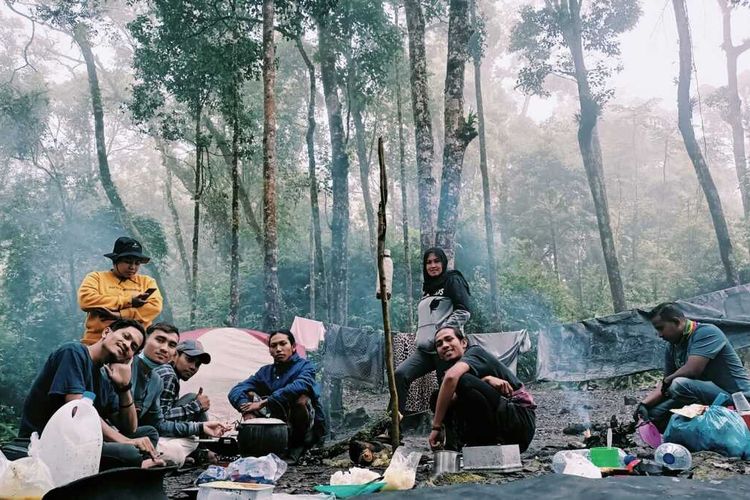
[{"left": 1, "top": 0, "right": 750, "bottom": 439}]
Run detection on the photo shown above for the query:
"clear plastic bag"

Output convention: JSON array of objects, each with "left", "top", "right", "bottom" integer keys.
[
  {"left": 196, "top": 465, "right": 229, "bottom": 485},
  {"left": 225, "top": 453, "right": 288, "bottom": 484},
  {"left": 0, "top": 436, "right": 55, "bottom": 499},
  {"left": 383, "top": 447, "right": 422, "bottom": 491}
]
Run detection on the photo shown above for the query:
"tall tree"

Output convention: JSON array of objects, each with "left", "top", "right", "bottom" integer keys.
[
  {"left": 510, "top": 0, "right": 640, "bottom": 312},
  {"left": 469, "top": 0, "right": 498, "bottom": 317},
  {"left": 297, "top": 38, "right": 330, "bottom": 322},
  {"left": 403, "top": 0, "right": 437, "bottom": 253},
  {"left": 262, "top": 0, "right": 282, "bottom": 331},
  {"left": 673, "top": 0, "right": 739, "bottom": 285},
  {"left": 718, "top": 0, "right": 750, "bottom": 224},
  {"left": 318, "top": 15, "right": 350, "bottom": 326},
  {"left": 394, "top": 3, "right": 414, "bottom": 331},
  {"left": 26, "top": 2, "right": 176, "bottom": 320},
  {"left": 435, "top": 0, "right": 478, "bottom": 262}
]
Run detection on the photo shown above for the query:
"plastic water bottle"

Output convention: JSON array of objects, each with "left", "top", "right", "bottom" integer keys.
[
  {"left": 654, "top": 443, "right": 692, "bottom": 471},
  {"left": 37, "top": 391, "right": 103, "bottom": 487}
]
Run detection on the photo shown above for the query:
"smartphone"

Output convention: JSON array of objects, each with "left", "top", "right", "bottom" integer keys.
[{"left": 142, "top": 288, "right": 157, "bottom": 297}]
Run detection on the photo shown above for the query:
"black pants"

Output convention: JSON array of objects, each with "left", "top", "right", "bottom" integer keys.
[
  {"left": 432, "top": 373, "right": 535, "bottom": 452},
  {"left": 267, "top": 395, "right": 315, "bottom": 449}
]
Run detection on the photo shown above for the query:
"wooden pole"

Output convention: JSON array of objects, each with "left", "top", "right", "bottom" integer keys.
[{"left": 377, "top": 137, "right": 400, "bottom": 446}]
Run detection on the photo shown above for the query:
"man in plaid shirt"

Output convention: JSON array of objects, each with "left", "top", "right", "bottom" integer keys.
[{"left": 154, "top": 340, "right": 212, "bottom": 423}]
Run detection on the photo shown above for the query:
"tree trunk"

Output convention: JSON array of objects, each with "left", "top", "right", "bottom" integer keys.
[
  {"left": 156, "top": 138, "right": 192, "bottom": 293},
  {"left": 190, "top": 107, "right": 203, "bottom": 327},
  {"left": 262, "top": 0, "right": 282, "bottom": 331},
  {"left": 673, "top": 0, "right": 739, "bottom": 286},
  {"left": 394, "top": 5, "right": 414, "bottom": 332},
  {"left": 318, "top": 18, "right": 350, "bottom": 327},
  {"left": 297, "top": 38, "right": 330, "bottom": 322},
  {"left": 436, "top": 0, "right": 478, "bottom": 263},
  {"left": 204, "top": 118, "right": 264, "bottom": 247},
  {"left": 561, "top": 0, "right": 627, "bottom": 312},
  {"left": 718, "top": 0, "right": 750, "bottom": 228},
  {"left": 403, "top": 0, "right": 437, "bottom": 254},
  {"left": 351, "top": 96, "right": 378, "bottom": 256},
  {"left": 470, "top": 0, "right": 499, "bottom": 318},
  {"left": 74, "top": 22, "right": 174, "bottom": 321}
]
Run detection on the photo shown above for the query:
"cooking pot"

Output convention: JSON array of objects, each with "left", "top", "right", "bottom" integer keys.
[{"left": 237, "top": 418, "right": 288, "bottom": 457}]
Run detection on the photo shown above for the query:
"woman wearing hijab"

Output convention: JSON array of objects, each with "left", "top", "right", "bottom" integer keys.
[{"left": 394, "top": 247, "right": 471, "bottom": 414}]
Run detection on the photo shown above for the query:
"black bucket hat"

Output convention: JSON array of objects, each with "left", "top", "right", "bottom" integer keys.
[{"left": 104, "top": 237, "right": 151, "bottom": 263}]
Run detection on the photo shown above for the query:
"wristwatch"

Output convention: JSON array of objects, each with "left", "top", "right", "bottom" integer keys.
[{"left": 116, "top": 382, "right": 132, "bottom": 393}]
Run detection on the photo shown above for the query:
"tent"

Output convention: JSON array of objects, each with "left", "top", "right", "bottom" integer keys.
[
  {"left": 178, "top": 327, "right": 306, "bottom": 421},
  {"left": 537, "top": 283, "right": 750, "bottom": 381}
]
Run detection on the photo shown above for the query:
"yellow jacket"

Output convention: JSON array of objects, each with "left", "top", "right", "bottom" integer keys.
[{"left": 78, "top": 270, "right": 163, "bottom": 345}]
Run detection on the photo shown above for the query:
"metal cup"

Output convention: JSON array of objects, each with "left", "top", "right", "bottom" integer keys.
[{"left": 432, "top": 450, "right": 461, "bottom": 476}]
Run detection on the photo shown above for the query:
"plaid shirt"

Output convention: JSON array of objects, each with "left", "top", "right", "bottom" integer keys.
[{"left": 153, "top": 364, "right": 203, "bottom": 422}]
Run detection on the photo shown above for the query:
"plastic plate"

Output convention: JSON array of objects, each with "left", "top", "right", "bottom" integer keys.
[{"left": 313, "top": 482, "right": 387, "bottom": 498}]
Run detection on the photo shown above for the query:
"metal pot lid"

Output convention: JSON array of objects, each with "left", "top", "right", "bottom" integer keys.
[{"left": 239, "top": 417, "right": 286, "bottom": 425}]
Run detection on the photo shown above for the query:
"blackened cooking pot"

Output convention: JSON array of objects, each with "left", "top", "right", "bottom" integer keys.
[{"left": 237, "top": 417, "right": 288, "bottom": 457}]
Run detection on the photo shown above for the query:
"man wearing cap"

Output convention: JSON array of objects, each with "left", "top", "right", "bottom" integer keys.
[
  {"left": 79, "top": 236, "right": 163, "bottom": 345},
  {"left": 127, "top": 325, "right": 225, "bottom": 466},
  {"left": 154, "top": 339, "right": 213, "bottom": 424}
]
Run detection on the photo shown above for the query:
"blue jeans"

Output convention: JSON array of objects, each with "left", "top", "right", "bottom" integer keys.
[{"left": 647, "top": 377, "right": 729, "bottom": 432}]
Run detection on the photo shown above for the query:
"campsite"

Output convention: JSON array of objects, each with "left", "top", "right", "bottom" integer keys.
[{"left": 4, "top": 0, "right": 750, "bottom": 498}]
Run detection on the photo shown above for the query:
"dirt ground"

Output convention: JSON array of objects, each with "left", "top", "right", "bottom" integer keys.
[{"left": 165, "top": 382, "right": 750, "bottom": 498}]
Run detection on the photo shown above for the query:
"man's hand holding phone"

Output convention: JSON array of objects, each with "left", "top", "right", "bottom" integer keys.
[{"left": 132, "top": 288, "right": 157, "bottom": 308}]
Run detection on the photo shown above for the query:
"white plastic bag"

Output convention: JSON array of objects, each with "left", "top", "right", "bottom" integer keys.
[
  {"left": 329, "top": 467, "right": 380, "bottom": 485},
  {"left": 383, "top": 447, "right": 422, "bottom": 491},
  {"left": 0, "top": 439, "right": 55, "bottom": 499},
  {"left": 561, "top": 454, "right": 602, "bottom": 479}
]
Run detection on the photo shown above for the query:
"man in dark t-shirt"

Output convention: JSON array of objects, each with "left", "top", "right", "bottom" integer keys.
[
  {"left": 429, "top": 326, "right": 536, "bottom": 452},
  {"left": 18, "top": 318, "right": 163, "bottom": 469},
  {"left": 634, "top": 302, "right": 750, "bottom": 431}
]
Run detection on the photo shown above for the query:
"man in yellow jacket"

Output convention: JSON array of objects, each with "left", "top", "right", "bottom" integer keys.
[{"left": 79, "top": 237, "right": 163, "bottom": 345}]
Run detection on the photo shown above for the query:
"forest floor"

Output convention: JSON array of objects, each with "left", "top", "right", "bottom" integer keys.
[{"left": 165, "top": 383, "right": 750, "bottom": 498}]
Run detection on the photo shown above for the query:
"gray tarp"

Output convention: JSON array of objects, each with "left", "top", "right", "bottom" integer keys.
[
  {"left": 360, "top": 475, "right": 750, "bottom": 500},
  {"left": 537, "top": 284, "right": 750, "bottom": 381}
]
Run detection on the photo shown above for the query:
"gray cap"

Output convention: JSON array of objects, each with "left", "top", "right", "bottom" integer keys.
[{"left": 176, "top": 339, "right": 211, "bottom": 364}]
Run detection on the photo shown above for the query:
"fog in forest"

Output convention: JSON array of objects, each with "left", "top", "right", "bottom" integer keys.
[{"left": 1, "top": 0, "right": 750, "bottom": 434}]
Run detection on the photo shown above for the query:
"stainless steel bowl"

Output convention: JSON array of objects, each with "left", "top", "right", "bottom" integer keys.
[{"left": 432, "top": 450, "right": 461, "bottom": 476}]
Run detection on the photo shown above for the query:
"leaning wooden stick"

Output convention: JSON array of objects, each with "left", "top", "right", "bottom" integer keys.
[{"left": 377, "top": 136, "right": 400, "bottom": 447}]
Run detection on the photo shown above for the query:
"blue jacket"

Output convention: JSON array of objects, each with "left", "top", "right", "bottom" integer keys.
[{"left": 228, "top": 353, "right": 327, "bottom": 435}]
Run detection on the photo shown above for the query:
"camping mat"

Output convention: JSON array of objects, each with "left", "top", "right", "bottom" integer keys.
[
  {"left": 537, "top": 283, "right": 750, "bottom": 381},
  {"left": 360, "top": 474, "right": 750, "bottom": 500}
]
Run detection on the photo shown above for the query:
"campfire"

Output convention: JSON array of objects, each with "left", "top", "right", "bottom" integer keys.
[{"left": 564, "top": 415, "right": 637, "bottom": 449}]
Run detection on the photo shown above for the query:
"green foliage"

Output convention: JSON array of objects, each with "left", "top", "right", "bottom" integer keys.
[
  {"left": 509, "top": 0, "right": 641, "bottom": 104},
  {"left": 0, "top": 83, "right": 48, "bottom": 159}
]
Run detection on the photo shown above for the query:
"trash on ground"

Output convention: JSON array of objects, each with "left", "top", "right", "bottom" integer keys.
[
  {"left": 669, "top": 404, "right": 707, "bottom": 419},
  {"left": 329, "top": 467, "right": 380, "bottom": 485},
  {"left": 383, "top": 447, "right": 422, "bottom": 490}
]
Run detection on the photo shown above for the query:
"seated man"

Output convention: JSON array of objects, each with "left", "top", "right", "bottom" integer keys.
[
  {"left": 228, "top": 329, "right": 327, "bottom": 462},
  {"left": 18, "top": 319, "right": 162, "bottom": 469},
  {"left": 634, "top": 302, "right": 750, "bottom": 432},
  {"left": 119, "top": 323, "right": 226, "bottom": 466},
  {"left": 428, "top": 326, "right": 536, "bottom": 452},
  {"left": 154, "top": 339, "right": 212, "bottom": 424},
  {"left": 78, "top": 236, "right": 163, "bottom": 345}
]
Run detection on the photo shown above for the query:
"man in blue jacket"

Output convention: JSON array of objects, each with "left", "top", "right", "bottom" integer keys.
[{"left": 228, "top": 329, "right": 327, "bottom": 462}]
